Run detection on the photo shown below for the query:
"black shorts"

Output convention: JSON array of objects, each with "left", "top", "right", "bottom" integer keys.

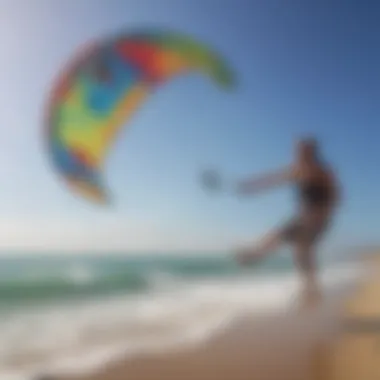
[{"left": 280, "top": 217, "right": 329, "bottom": 245}]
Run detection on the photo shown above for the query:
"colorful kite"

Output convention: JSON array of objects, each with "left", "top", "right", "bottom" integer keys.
[{"left": 45, "top": 29, "right": 236, "bottom": 204}]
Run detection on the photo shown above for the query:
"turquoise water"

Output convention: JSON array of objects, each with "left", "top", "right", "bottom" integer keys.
[{"left": 0, "top": 252, "right": 295, "bottom": 306}]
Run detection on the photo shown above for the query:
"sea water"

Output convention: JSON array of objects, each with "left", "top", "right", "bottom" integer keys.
[{"left": 0, "top": 251, "right": 364, "bottom": 379}]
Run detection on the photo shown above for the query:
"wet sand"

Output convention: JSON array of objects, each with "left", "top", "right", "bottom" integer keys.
[
  {"left": 55, "top": 254, "right": 380, "bottom": 380},
  {"left": 54, "top": 299, "right": 341, "bottom": 380}
]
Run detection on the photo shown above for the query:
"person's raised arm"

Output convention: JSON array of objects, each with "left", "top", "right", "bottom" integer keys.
[{"left": 236, "top": 167, "right": 295, "bottom": 196}]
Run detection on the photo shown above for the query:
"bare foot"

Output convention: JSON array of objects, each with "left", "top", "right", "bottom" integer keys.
[{"left": 235, "top": 247, "right": 263, "bottom": 266}]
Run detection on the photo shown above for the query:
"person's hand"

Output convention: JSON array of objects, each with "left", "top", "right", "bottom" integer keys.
[{"left": 200, "top": 169, "right": 222, "bottom": 192}]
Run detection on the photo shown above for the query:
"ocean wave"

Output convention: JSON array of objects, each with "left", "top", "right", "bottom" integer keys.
[
  {"left": 0, "top": 269, "right": 150, "bottom": 304},
  {"left": 0, "top": 259, "right": 366, "bottom": 380},
  {"left": 0, "top": 254, "right": 290, "bottom": 304}
]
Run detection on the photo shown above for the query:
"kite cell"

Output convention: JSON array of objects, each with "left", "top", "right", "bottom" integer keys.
[{"left": 45, "top": 29, "right": 236, "bottom": 204}]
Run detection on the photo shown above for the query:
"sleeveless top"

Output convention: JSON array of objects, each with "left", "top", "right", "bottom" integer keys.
[
  {"left": 298, "top": 181, "right": 332, "bottom": 208},
  {"left": 296, "top": 161, "right": 333, "bottom": 209}
]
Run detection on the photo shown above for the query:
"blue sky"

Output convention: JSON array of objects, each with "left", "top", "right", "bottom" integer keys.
[{"left": 0, "top": 0, "right": 378, "bottom": 252}]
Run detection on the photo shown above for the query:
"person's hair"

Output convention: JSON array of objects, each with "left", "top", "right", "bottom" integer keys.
[
  {"left": 301, "top": 137, "right": 317, "bottom": 150},
  {"left": 297, "top": 137, "right": 320, "bottom": 162}
]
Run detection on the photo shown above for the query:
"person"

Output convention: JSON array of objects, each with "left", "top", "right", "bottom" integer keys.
[{"left": 235, "top": 137, "right": 340, "bottom": 304}]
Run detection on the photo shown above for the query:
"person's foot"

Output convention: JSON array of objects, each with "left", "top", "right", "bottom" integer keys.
[{"left": 235, "top": 246, "right": 262, "bottom": 266}]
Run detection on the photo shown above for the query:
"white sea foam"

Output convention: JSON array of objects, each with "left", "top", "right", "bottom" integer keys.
[{"left": 0, "top": 260, "right": 365, "bottom": 380}]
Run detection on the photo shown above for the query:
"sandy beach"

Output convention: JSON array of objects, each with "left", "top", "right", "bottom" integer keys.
[
  {"left": 0, "top": 253, "right": 369, "bottom": 380},
  {"left": 53, "top": 256, "right": 380, "bottom": 380},
  {"left": 56, "top": 295, "right": 345, "bottom": 380}
]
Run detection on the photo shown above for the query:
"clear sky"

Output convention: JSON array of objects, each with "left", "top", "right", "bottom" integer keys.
[{"left": 0, "top": 0, "right": 379, "bottom": 253}]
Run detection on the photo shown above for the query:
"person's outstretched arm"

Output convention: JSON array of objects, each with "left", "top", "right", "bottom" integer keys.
[{"left": 236, "top": 167, "right": 295, "bottom": 196}]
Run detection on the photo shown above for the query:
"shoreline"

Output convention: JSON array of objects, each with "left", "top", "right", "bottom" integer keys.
[
  {"left": 53, "top": 289, "right": 347, "bottom": 380},
  {"left": 0, "top": 254, "right": 370, "bottom": 380}
]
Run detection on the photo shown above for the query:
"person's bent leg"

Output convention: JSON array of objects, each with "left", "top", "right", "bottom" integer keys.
[
  {"left": 235, "top": 218, "right": 299, "bottom": 265},
  {"left": 235, "top": 229, "right": 284, "bottom": 265}
]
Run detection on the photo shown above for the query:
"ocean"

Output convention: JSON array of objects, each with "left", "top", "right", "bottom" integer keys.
[{"left": 0, "top": 251, "right": 365, "bottom": 380}]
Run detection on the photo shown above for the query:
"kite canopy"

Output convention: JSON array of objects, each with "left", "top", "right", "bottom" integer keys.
[{"left": 45, "top": 29, "right": 236, "bottom": 204}]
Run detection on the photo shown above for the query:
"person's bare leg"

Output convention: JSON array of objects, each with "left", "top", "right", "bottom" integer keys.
[
  {"left": 236, "top": 230, "right": 284, "bottom": 265},
  {"left": 294, "top": 240, "right": 321, "bottom": 307}
]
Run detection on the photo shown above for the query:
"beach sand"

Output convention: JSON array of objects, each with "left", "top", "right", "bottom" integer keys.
[
  {"left": 55, "top": 297, "right": 341, "bottom": 380},
  {"left": 56, "top": 255, "right": 380, "bottom": 380}
]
